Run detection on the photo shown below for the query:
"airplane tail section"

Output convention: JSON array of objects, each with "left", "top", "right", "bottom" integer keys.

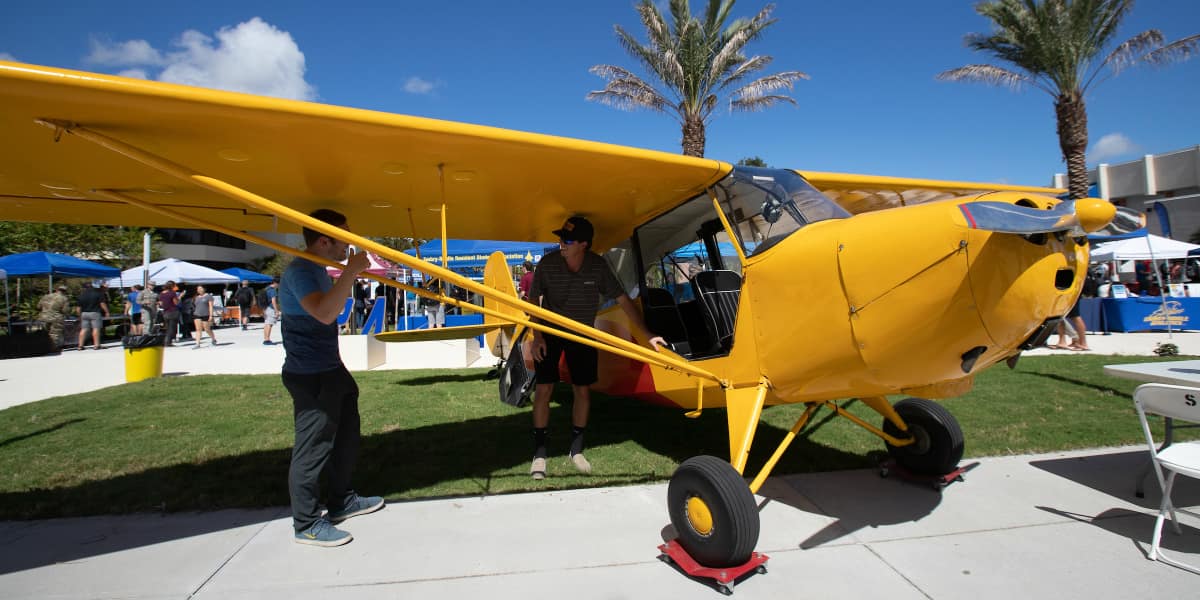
[{"left": 483, "top": 251, "right": 525, "bottom": 357}]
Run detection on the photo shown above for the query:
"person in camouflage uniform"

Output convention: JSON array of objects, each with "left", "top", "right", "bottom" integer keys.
[{"left": 37, "top": 285, "right": 70, "bottom": 350}]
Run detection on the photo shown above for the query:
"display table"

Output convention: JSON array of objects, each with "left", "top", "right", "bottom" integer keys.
[{"left": 1099, "top": 296, "right": 1200, "bottom": 332}]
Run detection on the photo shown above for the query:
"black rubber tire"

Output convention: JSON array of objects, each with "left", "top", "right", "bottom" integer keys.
[
  {"left": 882, "top": 398, "right": 964, "bottom": 475},
  {"left": 667, "top": 455, "right": 760, "bottom": 567}
]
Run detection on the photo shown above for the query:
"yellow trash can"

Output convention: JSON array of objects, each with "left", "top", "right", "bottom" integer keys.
[{"left": 123, "top": 334, "right": 165, "bottom": 382}]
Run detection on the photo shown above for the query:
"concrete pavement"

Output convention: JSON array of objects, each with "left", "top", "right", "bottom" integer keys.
[
  {"left": 0, "top": 446, "right": 1197, "bottom": 598},
  {"left": 3, "top": 327, "right": 1200, "bottom": 596}
]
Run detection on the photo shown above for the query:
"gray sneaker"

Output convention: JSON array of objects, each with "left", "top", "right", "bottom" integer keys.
[
  {"left": 327, "top": 495, "right": 385, "bottom": 524},
  {"left": 570, "top": 453, "right": 592, "bottom": 474},
  {"left": 530, "top": 456, "right": 547, "bottom": 480},
  {"left": 294, "top": 518, "right": 352, "bottom": 547}
]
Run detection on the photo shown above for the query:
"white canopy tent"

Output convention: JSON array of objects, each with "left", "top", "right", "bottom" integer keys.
[
  {"left": 1090, "top": 234, "right": 1200, "bottom": 262},
  {"left": 105, "top": 258, "right": 240, "bottom": 287}
]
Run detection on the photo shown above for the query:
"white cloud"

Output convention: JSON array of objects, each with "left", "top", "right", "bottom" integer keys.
[
  {"left": 83, "top": 17, "right": 316, "bottom": 101},
  {"left": 0, "top": 52, "right": 17, "bottom": 62},
  {"left": 404, "top": 77, "right": 435, "bottom": 95},
  {"left": 86, "top": 38, "right": 163, "bottom": 67},
  {"left": 117, "top": 68, "right": 150, "bottom": 80},
  {"left": 1089, "top": 133, "right": 1139, "bottom": 163}
]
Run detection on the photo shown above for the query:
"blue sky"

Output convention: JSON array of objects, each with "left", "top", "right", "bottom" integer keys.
[{"left": 2, "top": 1, "right": 1197, "bottom": 187}]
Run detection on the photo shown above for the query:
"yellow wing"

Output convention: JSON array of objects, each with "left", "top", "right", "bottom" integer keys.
[
  {"left": 0, "top": 61, "right": 729, "bottom": 251},
  {"left": 798, "top": 171, "right": 1065, "bottom": 214}
]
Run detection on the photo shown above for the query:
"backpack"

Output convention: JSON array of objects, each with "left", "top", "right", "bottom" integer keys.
[{"left": 256, "top": 288, "right": 271, "bottom": 309}]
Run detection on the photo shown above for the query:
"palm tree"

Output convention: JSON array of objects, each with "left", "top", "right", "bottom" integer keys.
[
  {"left": 587, "top": 0, "right": 807, "bottom": 157},
  {"left": 938, "top": 0, "right": 1198, "bottom": 199}
]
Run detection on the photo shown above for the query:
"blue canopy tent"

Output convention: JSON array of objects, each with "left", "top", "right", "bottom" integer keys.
[
  {"left": 0, "top": 252, "right": 121, "bottom": 322},
  {"left": 405, "top": 239, "right": 548, "bottom": 271},
  {"left": 0, "top": 251, "right": 120, "bottom": 279},
  {"left": 220, "top": 267, "right": 274, "bottom": 283}
]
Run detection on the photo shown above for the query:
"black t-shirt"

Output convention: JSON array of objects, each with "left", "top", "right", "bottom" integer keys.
[
  {"left": 77, "top": 288, "right": 105, "bottom": 313},
  {"left": 529, "top": 250, "right": 623, "bottom": 326},
  {"left": 235, "top": 286, "right": 254, "bottom": 305}
]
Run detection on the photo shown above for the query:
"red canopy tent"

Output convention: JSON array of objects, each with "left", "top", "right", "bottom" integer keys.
[{"left": 325, "top": 253, "right": 402, "bottom": 278}]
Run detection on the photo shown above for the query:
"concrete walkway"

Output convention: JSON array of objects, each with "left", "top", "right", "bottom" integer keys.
[
  {"left": 0, "top": 322, "right": 492, "bottom": 410},
  {"left": 0, "top": 446, "right": 1196, "bottom": 598}
]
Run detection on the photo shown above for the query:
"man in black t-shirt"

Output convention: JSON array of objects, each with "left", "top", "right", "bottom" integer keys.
[
  {"left": 234, "top": 280, "right": 255, "bottom": 330},
  {"left": 526, "top": 216, "right": 664, "bottom": 479},
  {"left": 75, "top": 282, "right": 109, "bottom": 350}
]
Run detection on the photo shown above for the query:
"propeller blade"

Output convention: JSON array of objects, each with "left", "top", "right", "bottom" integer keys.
[{"left": 959, "top": 198, "right": 1115, "bottom": 235}]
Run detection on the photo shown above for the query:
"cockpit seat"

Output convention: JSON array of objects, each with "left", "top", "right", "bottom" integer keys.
[{"left": 691, "top": 270, "right": 742, "bottom": 353}]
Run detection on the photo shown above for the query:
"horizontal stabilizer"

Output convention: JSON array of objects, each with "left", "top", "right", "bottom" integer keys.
[{"left": 375, "top": 323, "right": 507, "bottom": 343}]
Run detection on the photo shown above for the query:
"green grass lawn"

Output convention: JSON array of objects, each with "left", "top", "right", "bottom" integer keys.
[{"left": 0, "top": 354, "right": 1194, "bottom": 520}]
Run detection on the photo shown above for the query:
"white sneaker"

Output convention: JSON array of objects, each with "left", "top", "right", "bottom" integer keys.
[
  {"left": 570, "top": 453, "right": 592, "bottom": 474},
  {"left": 530, "top": 457, "right": 546, "bottom": 480}
]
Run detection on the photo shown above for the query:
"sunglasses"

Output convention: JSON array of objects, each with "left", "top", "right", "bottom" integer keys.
[{"left": 558, "top": 238, "right": 581, "bottom": 245}]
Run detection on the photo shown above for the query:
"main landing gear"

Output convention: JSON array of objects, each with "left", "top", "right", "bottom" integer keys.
[
  {"left": 664, "top": 456, "right": 765, "bottom": 594},
  {"left": 881, "top": 397, "right": 965, "bottom": 475}
]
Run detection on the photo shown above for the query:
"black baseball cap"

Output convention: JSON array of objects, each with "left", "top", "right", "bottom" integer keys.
[{"left": 552, "top": 216, "right": 594, "bottom": 244}]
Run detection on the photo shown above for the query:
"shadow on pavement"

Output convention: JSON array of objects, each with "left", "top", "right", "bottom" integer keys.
[
  {"left": 0, "top": 390, "right": 879, "bottom": 574},
  {"left": 1029, "top": 449, "right": 1200, "bottom": 509}
]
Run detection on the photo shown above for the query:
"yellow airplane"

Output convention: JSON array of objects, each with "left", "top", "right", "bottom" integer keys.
[{"left": 0, "top": 61, "right": 1115, "bottom": 570}]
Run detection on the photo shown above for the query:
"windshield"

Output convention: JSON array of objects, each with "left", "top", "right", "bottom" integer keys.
[
  {"left": 634, "top": 166, "right": 849, "bottom": 296},
  {"left": 714, "top": 166, "right": 850, "bottom": 256}
]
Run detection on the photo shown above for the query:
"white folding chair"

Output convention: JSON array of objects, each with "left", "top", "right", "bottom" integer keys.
[{"left": 1133, "top": 383, "right": 1200, "bottom": 574}]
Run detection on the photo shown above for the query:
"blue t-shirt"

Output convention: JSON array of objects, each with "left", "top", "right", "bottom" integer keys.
[
  {"left": 127, "top": 292, "right": 141, "bottom": 314},
  {"left": 279, "top": 258, "right": 341, "bottom": 374},
  {"left": 266, "top": 286, "right": 278, "bottom": 308}
]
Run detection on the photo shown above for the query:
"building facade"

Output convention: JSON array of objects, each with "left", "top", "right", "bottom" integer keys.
[{"left": 1055, "top": 145, "right": 1200, "bottom": 241}]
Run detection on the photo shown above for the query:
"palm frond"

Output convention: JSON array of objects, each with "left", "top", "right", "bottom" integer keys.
[
  {"left": 717, "top": 55, "right": 772, "bottom": 91},
  {"left": 1101, "top": 30, "right": 1164, "bottom": 77},
  {"left": 730, "top": 94, "right": 796, "bottom": 112},
  {"left": 731, "top": 71, "right": 807, "bottom": 100},
  {"left": 936, "top": 64, "right": 1043, "bottom": 92},
  {"left": 586, "top": 66, "right": 673, "bottom": 114},
  {"left": 1139, "top": 33, "right": 1200, "bottom": 67}
]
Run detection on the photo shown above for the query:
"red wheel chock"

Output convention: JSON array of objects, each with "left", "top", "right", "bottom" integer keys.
[
  {"left": 878, "top": 459, "right": 980, "bottom": 491},
  {"left": 657, "top": 539, "right": 768, "bottom": 595}
]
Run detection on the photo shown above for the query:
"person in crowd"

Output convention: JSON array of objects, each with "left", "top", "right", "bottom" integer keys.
[
  {"left": 519, "top": 260, "right": 535, "bottom": 301},
  {"left": 263, "top": 279, "right": 280, "bottom": 345},
  {"left": 234, "top": 280, "right": 255, "bottom": 331},
  {"left": 138, "top": 284, "right": 159, "bottom": 329},
  {"left": 191, "top": 285, "right": 218, "bottom": 348},
  {"left": 178, "top": 285, "right": 195, "bottom": 342},
  {"left": 279, "top": 208, "right": 383, "bottom": 547},
  {"left": 75, "top": 282, "right": 108, "bottom": 351},
  {"left": 125, "top": 285, "right": 144, "bottom": 335},
  {"left": 37, "top": 285, "right": 69, "bottom": 351},
  {"left": 526, "top": 216, "right": 665, "bottom": 479},
  {"left": 421, "top": 278, "right": 445, "bottom": 328},
  {"left": 158, "top": 280, "right": 181, "bottom": 346},
  {"left": 352, "top": 279, "right": 369, "bottom": 331}
]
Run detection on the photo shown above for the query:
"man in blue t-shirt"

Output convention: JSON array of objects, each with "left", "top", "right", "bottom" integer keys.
[{"left": 280, "top": 208, "right": 382, "bottom": 547}]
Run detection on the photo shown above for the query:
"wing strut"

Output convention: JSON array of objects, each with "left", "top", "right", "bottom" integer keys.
[{"left": 42, "top": 119, "right": 721, "bottom": 384}]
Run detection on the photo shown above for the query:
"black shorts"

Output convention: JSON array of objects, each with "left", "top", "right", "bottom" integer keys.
[
  {"left": 130, "top": 313, "right": 143, "bottom": 325},
  {"left": 1067, "top": 301, "right": 1081, "bottom": 318},
  {"left": 534, "top": 333, "right": 598, "bottom": 386}
]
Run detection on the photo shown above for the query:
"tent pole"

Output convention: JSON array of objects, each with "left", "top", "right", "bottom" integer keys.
[{"left": 1146, "top": 237, "right": 1173, "bottom": 338}]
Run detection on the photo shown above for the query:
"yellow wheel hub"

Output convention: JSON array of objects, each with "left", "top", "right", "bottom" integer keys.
[{"left": 686, "top": 496, "right": 714, "bottom": 536}]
